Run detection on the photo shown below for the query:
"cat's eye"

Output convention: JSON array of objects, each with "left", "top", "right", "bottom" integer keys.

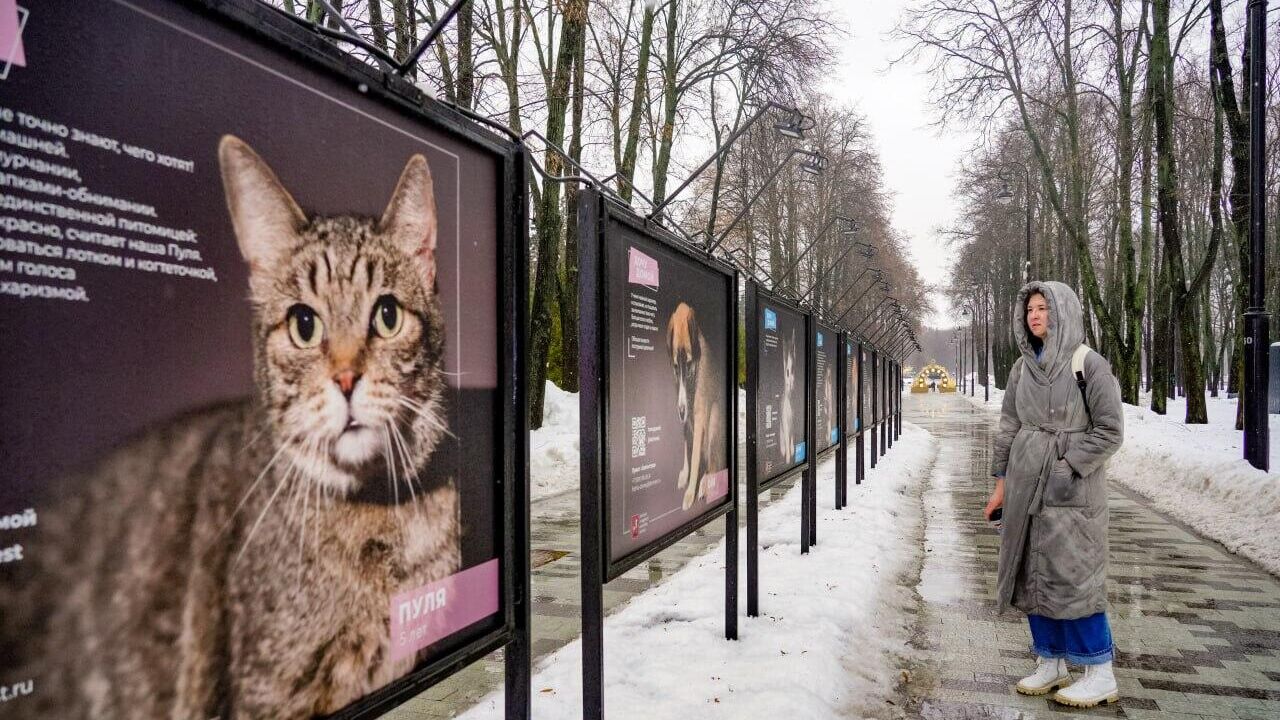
[
  {"left": 371, "top": 295, "right": 404, "bottom": 339},
  {"left": 287, "top": 304, "right": 324, "bottom": 349}
]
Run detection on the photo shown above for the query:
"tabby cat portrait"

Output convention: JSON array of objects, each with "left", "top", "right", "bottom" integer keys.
[{"left": 7, "top": 136, "right": 462, "bottom": 719}]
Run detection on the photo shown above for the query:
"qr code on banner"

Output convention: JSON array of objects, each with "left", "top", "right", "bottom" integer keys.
[{"left": 630, "top": 416, "right": 647, "bottom": 458}]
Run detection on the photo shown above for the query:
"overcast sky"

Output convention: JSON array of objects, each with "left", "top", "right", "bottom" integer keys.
[{"left": 823, "top": 1, "right": 979, "bottom": 329}]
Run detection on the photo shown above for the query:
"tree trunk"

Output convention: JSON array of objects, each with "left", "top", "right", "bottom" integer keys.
[
  {"left": 456, "top": 1, "right": 475, "bottom": 108},
  {"left": 652, "top": 2, "right": 679, "bottom": 206},
  {"left": 617, "top": 2, "right": 656, "bottom": 202},
  {"left": 368, "top": 0, "right": 388, "bottom": 52},
  {"left": 1209, "top": 0, "right": 1251, "bottom": 429},
  {"left": 528, "top": 0, "right": 586, "bottom": 429},
  {"left": 1152, "top": 0, "right": 1211, "bottom": 423},
  {"left": 558, "top": 0, "right": 589, "bottom": 394}
]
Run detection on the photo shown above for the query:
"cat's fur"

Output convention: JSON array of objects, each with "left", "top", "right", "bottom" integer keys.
[{"left": 11, "top": 136, "right": 461, "bottom": 719}]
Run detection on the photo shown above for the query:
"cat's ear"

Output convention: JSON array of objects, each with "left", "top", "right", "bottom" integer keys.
[
  {"left": 379, "top": 154, "right": 438, "bottom": 288},
  {"left": 218, "top": 135, "right": 306, "bottom": 279}
]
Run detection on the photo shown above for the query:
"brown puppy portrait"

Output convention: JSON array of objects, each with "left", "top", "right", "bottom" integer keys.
[{"left": 666, "top": 302, "right": 727, "bottom": 510}]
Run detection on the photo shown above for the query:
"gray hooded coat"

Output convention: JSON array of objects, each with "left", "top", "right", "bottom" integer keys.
[{"left": 991, "top": 281, "right": 1124, "bottom": 619}]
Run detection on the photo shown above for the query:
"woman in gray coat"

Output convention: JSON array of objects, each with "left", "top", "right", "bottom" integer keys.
[{"left": 983, "top": 281, "right": 1125, "bottom": 708}]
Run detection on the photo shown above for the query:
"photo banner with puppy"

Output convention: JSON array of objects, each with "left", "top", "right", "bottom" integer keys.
[
  {"left": 0, "top": 2, "right": 526, "bottom": 719},
  {"left": 814, "top": 322, "right": 839, "bottom": 454},
  {"left": 601, "top": 212, "right": 735, "bottom": 572},
  {"left": 754, "top": 295, "right": 809, "bottom": 485}
]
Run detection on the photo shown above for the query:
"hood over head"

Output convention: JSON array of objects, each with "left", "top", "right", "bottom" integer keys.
[{"left": 1013, "top": 280, "right": 1084, "bottom": 382}]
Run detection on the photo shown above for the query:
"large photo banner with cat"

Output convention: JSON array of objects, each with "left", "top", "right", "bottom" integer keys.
[
  {"left": 813, "top": 323, "right": 838, "bottom": 454},
  {"left": 0, "top": 2, "right": 521, "bottom": 718},
  {"left": 602, "top": 216, "right": 734, "bottom": 572},
  {"left": 754, "top": 296, "right": 808, "bottom": 485}
]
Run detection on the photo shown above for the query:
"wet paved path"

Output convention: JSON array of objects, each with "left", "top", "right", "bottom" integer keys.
[{"left": 902, "top": 392, "right": 1280, "bottom": 720}]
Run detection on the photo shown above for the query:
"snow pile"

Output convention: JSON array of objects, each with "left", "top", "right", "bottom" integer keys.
[
  {"left": 530, "top": 382, "right": 580, "bottom": 501},
  {"left": 1112, "top": 396, "right": 1279, "bottom": 575},
  {"left": 963, "top": 387, "right": 1280, "bottom": 576},
  {"left": 460, "top": 424, "right": 938, "bottom": 719}
]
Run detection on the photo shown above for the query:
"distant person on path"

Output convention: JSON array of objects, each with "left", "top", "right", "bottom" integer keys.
[{"left": 983, "top": 281, "right": 1125, "bottom": 708}]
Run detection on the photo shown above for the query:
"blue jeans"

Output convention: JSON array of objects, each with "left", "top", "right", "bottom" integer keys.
[{"left": 1028, "top": 612, "right": 1114, "bottom": 665}]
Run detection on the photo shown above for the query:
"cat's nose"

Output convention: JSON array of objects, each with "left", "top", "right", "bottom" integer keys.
[{"left": 334, "top": 369, "right": 361, "bottom": 398}]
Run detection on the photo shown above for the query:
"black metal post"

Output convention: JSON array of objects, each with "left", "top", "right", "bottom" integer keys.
[
  {"left": 1024, "top": 168, "right": 1033, "bottom": 284},
  {"left": 895, "top": 361, "right": 902, "bottom": 440},
  {"left": 870, "top": 349, "right": 879, "bottom": 469},
  {"left": 1244, "top": 0, "right": 1271, "bottom": 471},
  {"left": 856, "top": 342, "right": 865, "bottom": 485},
  {"left": 802, "top": 314, "right": 816, "bottom": 552},
  {"left": 879, "top": 357, "right": 888, "bottom": 457},
  {"left": 745, "top": 282, "right": 761, "bottom": 617},
  {"left": 577, "top": 191, "right": 605, "bottom": 720},
  {"left": 807, "top": 313, "right": 818, "bottom": 546},
  {"left": 969, "top": 320, "right": 976, "bottom": 398},
  {"left": 836, "top": 334, "right": 848, "bottom": 509},
  {"left": 887, "top": 358, "right": 894, "bottom": 450},
  {"left": 984, "top": 291, "right": 990, "bottom": 403},
  {"left": 726, "top": 274, "right": 740, "bottom": 641},
  {"left": 505, "top": 146, "right": 532, "bottom": 720}
]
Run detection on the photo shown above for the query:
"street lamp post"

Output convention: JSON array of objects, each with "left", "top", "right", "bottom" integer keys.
[
  {"left": 776, "top": 215, "right": 857, "bottom": 291},
  {"left": 797, "top": 238, "right": 875, "bottom": 306},
  {"left": 951, "top": 335, "right": 960, "bottom": 389},
  {"left": 995, "top": 163, "right": 1033, "bottom": 284},
  {"left": 706, "top": 148, "right": 826, "bottom": 254},
  {"left": 648, "top": 102, "right": 813, "bottom": 219},
  {"left": 1244, "top": 0, "right": 1271, "bottom": 471},
  {"left": 983, "top": 289, "right": 990, "bottom": 402},
  {"left": 837, "top": 280, "right": 891, "bottom": 328}
]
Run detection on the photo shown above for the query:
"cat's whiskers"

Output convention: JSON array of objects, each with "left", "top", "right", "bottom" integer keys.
[
  {"left": 236, "top": 436, "right": 312, "bottom": 565},
  {"left": 389, "top": 419, "right": 423, "bottom": 502},
  {"left": 219, "top": 428, "right": 305, "bottom": 539},
  {"left": 381, "top": 423, "right": 401, "bottom": 507},
  {"left": 394, "top": 396, "right": 455, "bottom": 440},
  {"left": 293, "top": 434, "right": 327, "bottom": 570},
  {"left": 380, "top": 422, "right": 414, "bottom": 535},
  {"left": 311, "top": 437, "right": 330, "bottom": 558}
]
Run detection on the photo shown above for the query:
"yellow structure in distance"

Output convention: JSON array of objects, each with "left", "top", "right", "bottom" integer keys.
[{"left": 911, "top": 361, "right": 957, "bottom": 393}]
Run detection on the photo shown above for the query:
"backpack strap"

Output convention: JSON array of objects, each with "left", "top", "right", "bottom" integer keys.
[{"left": 1072, "top": 344, "right": 1093, "bottom": 426}]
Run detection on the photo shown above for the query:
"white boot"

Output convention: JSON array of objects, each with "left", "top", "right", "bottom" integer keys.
[
  {"left": 1052, "top": 661, "right": 1119, "bottom": 707},
  {"left": 1015, "top": 656, "right": 1070, "bottom": 696}
]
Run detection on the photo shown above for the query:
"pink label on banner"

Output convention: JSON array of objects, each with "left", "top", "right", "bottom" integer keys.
[
  {"left": 1, "top": 1, "right": 26, "bottom": 68},
  {"left": 628, "top": 247, "right": 659, "bottom": 287},
  {"left": 388, "top": 558, "right": 499, "bottom": 661},
  {"left": 703, "top": 468, "right": 729, "bottom": 501}
]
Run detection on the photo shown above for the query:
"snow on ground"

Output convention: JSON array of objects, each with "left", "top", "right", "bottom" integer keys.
[
  {"left": 461, "top": 422, "right": 938, "bottom": 720},
  {"left": 529, "top": 382, "right": 580, "bottom": 502},
  {"left": 960, "top": 379, "right": 1280, "bottom": 576}
]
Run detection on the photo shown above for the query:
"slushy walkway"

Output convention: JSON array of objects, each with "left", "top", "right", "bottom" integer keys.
[{"left": 900, "top": 392, "right": 1280, "bottom": 720}]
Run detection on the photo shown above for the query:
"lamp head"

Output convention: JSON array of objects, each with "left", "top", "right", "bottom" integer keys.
[
  {"left": 799, "top": 152, "right": 826, "bottom": 175},
  {"left": 774, "top": 109, "right": 807, "bottom": 139},
  {"left": 995, "top": 180, "right": 1014, "bottom": 205}
]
